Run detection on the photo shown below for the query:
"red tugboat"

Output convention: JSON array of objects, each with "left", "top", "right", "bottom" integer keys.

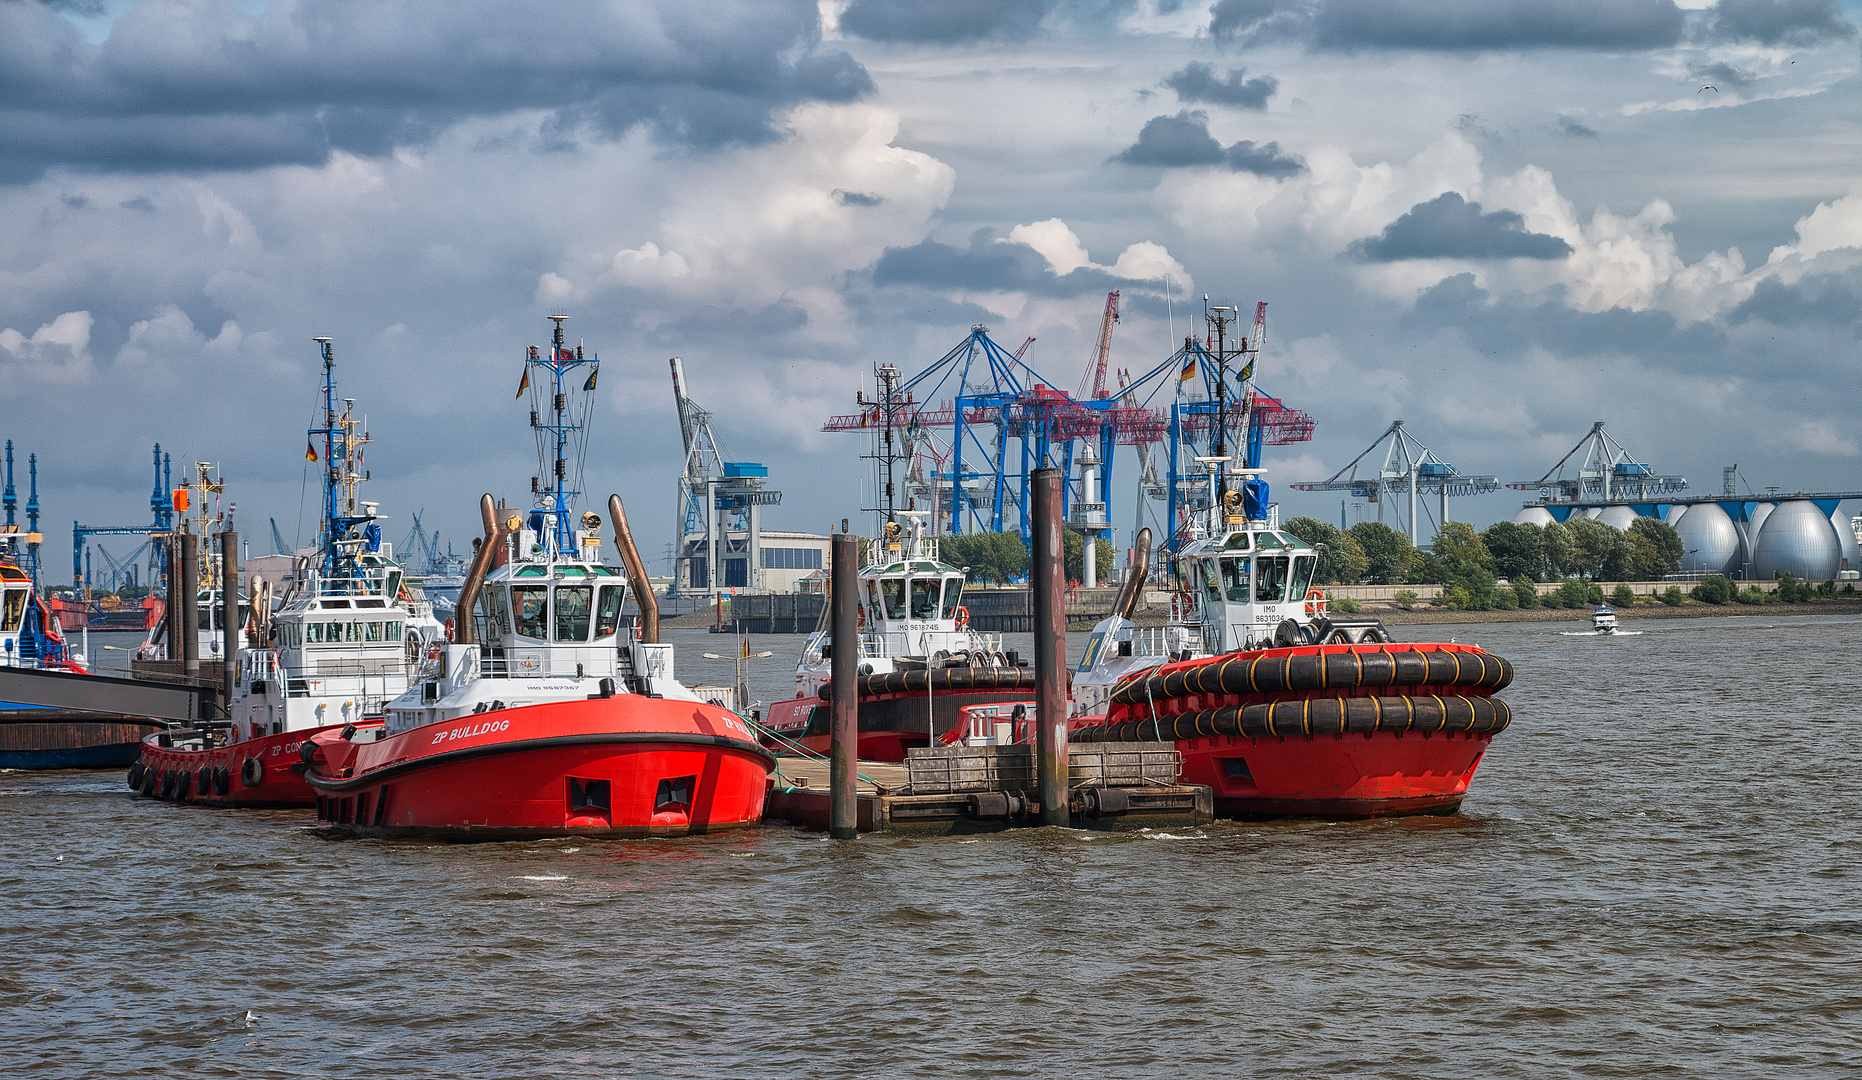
[
  {"left": 1067, "top": 314, "right": 1515, "bottom": 819},
  {"left": 303, "top": 318, "right": 772, "bottom": 840},
  {"left": 131, "top": 340, "right": 445, "bottom": 807}
]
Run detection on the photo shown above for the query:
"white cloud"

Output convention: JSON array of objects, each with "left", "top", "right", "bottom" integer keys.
[
  {"left": 1005, "top": 219, "right": 1191, "bottom": 290},
  {"left": 0, "top": 310, "right": 94, "bottom": 384}
]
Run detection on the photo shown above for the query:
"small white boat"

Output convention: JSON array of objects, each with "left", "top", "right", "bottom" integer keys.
[{"left": 1592, "top": 605, "right": 1618, "bottom": 633}]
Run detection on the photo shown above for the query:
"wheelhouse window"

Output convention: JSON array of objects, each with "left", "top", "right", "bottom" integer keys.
[
  {"left": 594, "top": 585, "right": 626, "bottom": 638},
  {"left": 879, "top": 578, "right": 906, "bottom": 619},
  {"left": 1220, "top": 556, "right": 1250, "bottom": 601},
  {"left": 1, "top": 588, "right": 25, "bottom": 632},
  {"left": 512, "top": 585, "right": 548, "bottom": 639},
  {"left": 939, "top": 577, "right": 965, "bottom": 619},
  {"left": 1200, "top": 561, "right": 1221, "bottom": 605},
  {"left": 1255, "top": 556, "right": 1290, "bottom": 603},
  {"left": 1289, "top": 556, "right": 1316, "bottom": 603},
  {"left": 553, "top": 585, "right": 593, "bottom": 642},
  {"left": 908, "top": 578, "right": 940, "bottom": 620},
  {"left": 305, "top": 622, "right": 324, "bottom": 644},
  {"left": 364, "top": 621, "right": 383, "bottom": 643}
]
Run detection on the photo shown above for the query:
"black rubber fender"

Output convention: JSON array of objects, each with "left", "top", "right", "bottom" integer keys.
[
  {"left": 1114, "top": 647, "right": 1514, "bottom": 706},
  {"left": 212, "top": 766, "right": 230, "bottom": 797},
  {"left": 139, "top": 765, "right": 159, "bottom": 796},
  {"left": 172, "top": 769, "right": 192, "bottom": 802},
  {"left": 820, "top": 665, "right": 1045, "bottom": 701},
  {"left": 240, "top": 756, "right": 264, "bottom": 789},
  {"left": 196, "top": 769, "right": 212, "bottom": 798},
  {"left": 126, "top": 762, "right": 145, "bottom": 791},
  {"left": 1077, "top": 692, "right": 1512, "bottom": 742}
]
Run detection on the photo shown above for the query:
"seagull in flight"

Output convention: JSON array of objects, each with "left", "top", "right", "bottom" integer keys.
[{"left": 1698, "top": 85, "right": 1717, "bottom": 94}]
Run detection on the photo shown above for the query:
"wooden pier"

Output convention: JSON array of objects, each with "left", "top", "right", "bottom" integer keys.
[{"left": 764, "top": 743, "right": 1212, "bottom": 834}]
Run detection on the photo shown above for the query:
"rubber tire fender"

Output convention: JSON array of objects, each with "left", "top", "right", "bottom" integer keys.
[
  {"left": 139, "top": 766, "right": 159, "bottom": 796},
  {"left": 126, "top": 762, "right": 145, "bottom": 790},
  {"left": 240, "top": 755, "right": 264, "bottom": 789},
  {"left": 212, "top": 766, "right": 230, "bottom": 797},
  {"left": 173, "top": 770, "right": 192, "bottom": 802}
]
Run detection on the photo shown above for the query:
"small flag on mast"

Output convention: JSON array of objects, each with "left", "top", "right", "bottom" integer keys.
[
  {"left": 583, "top": 365, "right": 599, "bottom": 391},
  {"left": 1178, "top": 352, "right": 1197, "bottom": 382},
  {"left": 515, "top": 366, "right": 530, "bottom": 399},
  {"left": 305, "top": 441, "right": 318, "bottom": 462}
]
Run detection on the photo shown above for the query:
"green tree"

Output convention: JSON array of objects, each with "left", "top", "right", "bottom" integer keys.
[
  {"left": 1282, "top": 516, "right": 1369, "bottom": 584},
  {"left": 1625, "top": 517, "right": 1684, "bottom": 581},
  {"left": 1541, "top": 521, "right": 1576, "bottom": 578},
  {"left": 1554, "top": 579, "right": 1592, "bottom": 608},
  {"left": 1691, "top": 575, "right": 1734, "bottom": 604},
  {"left": 1482, "top": 521, "right": 1545, "bottom": 582},
  {"left": 1348, "top": 520, "right": 1419, "bottom": 584},
  {"left": 1564, "top": 517, "right": 1630, "bottom": 581},
  {"left": 1413, "top": 522, "right": 1497, "bottom": 607},
  {"left": 1513, "top": 581, "right": 1539, "bottom": 608},
  {"left": 1062, "top": 531, "right": 1116, "bottom": 584},
  {"left": 1611, "top": 583, "right": 1636, "bottom": 606},
  {"left": 940, "top": 531, "right": 1029, "bottom": 585}
]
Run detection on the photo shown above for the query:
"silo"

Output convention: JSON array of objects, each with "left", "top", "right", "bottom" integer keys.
[
  {"left": 1513, "top": 506, "right": 1557, "bottom": 527},
  {"left": 1833, "top": 508, "right": 1861, "bottom": 574},
  {"left": 1663, "top": 504, "right": 1689, "bottom": 526},
  {"left": 1674, "top": 502, "right": 1740, "bottom": 576},
  {"left": 1575, "top": 507, "right": 1603, "bottom": 520},
  {"left": 1738, "top": 501, "right": 1777, "bottom": 571},
  {"left": 1597, "top": 506, "right": 1640, "bottom": 531},
  {"left": 1750, "top": 501, "right": 1841, "bottom": 581}
]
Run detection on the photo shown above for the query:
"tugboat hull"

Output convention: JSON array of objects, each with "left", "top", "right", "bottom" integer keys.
[
  {"left": 1072, "top": 641, "right": 1514, "bottom": 821},
  {"left": 307, "top": 697, "right": 774, "bottom": 840},
  {"left": 130, "top": 723, "right": 368, "bottom": 808}
]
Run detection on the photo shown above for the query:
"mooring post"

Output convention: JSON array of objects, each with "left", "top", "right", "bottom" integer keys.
[
  {"left": 163, "top": 537, "right": 181, "bottom": 662},
  {"left": 219, "top": 531, "right": 238, "bottom": 705},
  {"left": 1031, "top": 466, "right": 1069, "bottom": 827},
  {"left": 829, "top": 531, "right": 859, "bottom": 839},
  {"left": 178, "top": 530, "right": 200, "bottom": 681}
]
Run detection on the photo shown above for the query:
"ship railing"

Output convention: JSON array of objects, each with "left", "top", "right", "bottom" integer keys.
[
  {"left": 1127, "top": 626, "right": 1170, "bottom": 660},
  {"left": 475, "top": 654, "right": 621, "bottom": 680}
]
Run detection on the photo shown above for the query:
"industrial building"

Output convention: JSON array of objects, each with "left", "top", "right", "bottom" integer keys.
[{"left": 1510, "top": 424, "right": 1859, "bottom": 580}]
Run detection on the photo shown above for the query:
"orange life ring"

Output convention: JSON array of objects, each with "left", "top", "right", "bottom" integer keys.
[
  {"left": 426, "top": 643, "right": 442, "bottom": 662},
  {"left": 856, "top": 607, "right": 866, "bottom": 632},
  {"left": 1304, "top": 589, "right": 1328, "bottom": 618},
  {"left": 953, "top": 605, "right": 969, "bottom": 629}
]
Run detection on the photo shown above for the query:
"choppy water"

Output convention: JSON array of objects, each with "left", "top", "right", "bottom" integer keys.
[{"left": 6, "top": 614, "right": 1859, "bottom": 1078}]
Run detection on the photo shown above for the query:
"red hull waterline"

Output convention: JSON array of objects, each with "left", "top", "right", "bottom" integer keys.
[
  {"left": 1178, "top": 729, "right": 1493, "bottom": 819},
  {"left": 306, "top": 697, "right": 775, "bottom": 841},
  {"left": 130, "top": 722, "right": 373, "bottom": 808},
  {"left": 1076, "top": 641, "right": 1514, "bottom": 820}
]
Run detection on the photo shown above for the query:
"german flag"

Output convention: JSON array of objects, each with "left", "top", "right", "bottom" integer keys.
[
  {"left": 515, "top": 366, "right": 530, "bottom": 400},
  {"left": 1178, "top": 352, "right": 1198, "bottom": 382},
  {"left": 305, "top": 441, "right": 318, "bottom": 462}
]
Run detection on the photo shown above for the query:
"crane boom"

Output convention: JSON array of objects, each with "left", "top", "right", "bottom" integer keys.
[{"left": 1076, "top": 291, "right": 1119, "bottom": 400}]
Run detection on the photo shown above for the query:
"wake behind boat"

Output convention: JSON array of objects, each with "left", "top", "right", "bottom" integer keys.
[{"left": 303, "top": 317, "right": 771, "bottom": 840}]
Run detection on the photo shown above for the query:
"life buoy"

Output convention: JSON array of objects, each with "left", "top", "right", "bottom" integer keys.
[
  {"left": 426, "top": 643, "right": 442, "bottom": 663},
  {"left": 240, "top": 756, "right": 264, "bottom": 789},
  {"left": 444, "top": 618, "right": 454, "bottom": 639},
  {"left": 953, "top": 605, "right": 969, "bottom": 629},
  {"left": 1304, "top": 589, "right": 1328, "bottom": 618},
  {"left": 856, "top": 607, "right": 866, "bottom": 632}
]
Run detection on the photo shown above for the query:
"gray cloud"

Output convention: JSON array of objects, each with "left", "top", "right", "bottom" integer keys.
[
  {"left": 1349, "top": 192, "right": 1575, "bottom": 261},
  {"left": 1711, "top": 0, "right": 1856, "bottom": 45},
  {"left": 874, "top": 227, "right": 1145, "bottom": 297},
  {"left": 1555, "top": 115, "right": 1599, "bottom": 137},
  {"left": 1407, "top": 273, "right": 1728, "bottom": 368},
  {"left": 1113, "top": 110, "right": 1304, "bottom": 175},
  {"left": 1212, "top": 0, "right": 1687, "bottom": 51},
  {"left": 1688, "top": 60, "right": 1756, "bottom": 91},
  {"left": 1730, "top": 275, "right": 1862, "bottom": 327},
  {"left": 1163, "top": 62, "right": 1278, "bottom": 109},
  {"left": 839, "top": 0, "right": 1048, "bottom": 43},
  {"left": 833, "top": 189, "right": 885, "bottom": 206},
  {"left": 0, "top": 0, "right": 870, "bottom": 183}
]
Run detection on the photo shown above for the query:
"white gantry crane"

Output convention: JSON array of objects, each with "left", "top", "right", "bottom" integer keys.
[{"left": 1291, "top": 419, "right": 1498, "bottom": 547}]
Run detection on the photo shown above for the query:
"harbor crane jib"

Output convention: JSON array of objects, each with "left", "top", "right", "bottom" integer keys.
[
  {"left": 1508, "top": 420, "right": 1686, "bottom": 504},
  {"left": 1290, "top": 419, "right": 1499, "bottom": 547},
  {"left": 73, "top": 443, "right": 175, "bottom": 596},
  {"left": 669, "top": 356, "right": 781, "bottom": 597}
]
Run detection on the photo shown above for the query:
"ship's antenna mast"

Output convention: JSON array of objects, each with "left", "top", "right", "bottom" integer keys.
[
  {"left": 525, "top": 314, "right": 594, "bottom": 557},
  {"left": 1204, "top": 298, "right": 1237, "bottom": 505},
  {"left": 315, "top": 337, "right": 338, "bottom": 576},
  {"left": 860, "top": 363, "right": 909, "bottom": 530}
]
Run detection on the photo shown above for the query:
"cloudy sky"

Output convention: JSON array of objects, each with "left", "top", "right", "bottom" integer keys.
[{"left": 3, "top": 0, "right": 1859, "bottom": 577}]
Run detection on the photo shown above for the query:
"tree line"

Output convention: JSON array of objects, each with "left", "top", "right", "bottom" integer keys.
[
  {"left": 936, "top": 530, "right": 1115, "bottom": 586},
  {"left": 1280, "top": 515, "right": 1687, "bottom": 610}
]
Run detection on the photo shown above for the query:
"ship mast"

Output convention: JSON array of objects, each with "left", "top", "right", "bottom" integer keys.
[
  {"left": 310, "top": 337, "right": 376, "bottom": 585},
  {"left": 523, "top": 314, "right": 596, "bottom": 557}
]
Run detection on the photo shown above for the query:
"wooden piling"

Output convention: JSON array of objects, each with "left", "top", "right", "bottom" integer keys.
[
  {"left": 219, "top": 531, "right": 238, "bottom": 701},
  {"left": 178, "top": 531, "right": 199, "bottom": 680},
  {"left": 829, "top": 532, "right": 858, "bottom": 839},
  {"left": 1031, "top": 467, "right": 1069, "bottom": 827}
]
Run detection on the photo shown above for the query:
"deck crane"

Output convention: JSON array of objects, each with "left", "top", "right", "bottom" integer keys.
[{"left": 1076, "top": 291, "right": 1119, "bottom": 400}]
